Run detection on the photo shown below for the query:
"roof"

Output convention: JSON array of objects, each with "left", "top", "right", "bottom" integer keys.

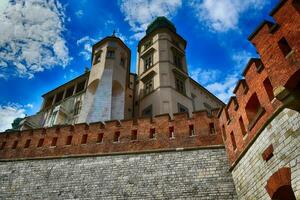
[
  {"left": 248, "top": 20, "right": 275, "bottom": 41},
  {"left": 146, "top": 16, "right": 176, "bottom": 35},
  {"left": 242, "top": 58, "right": 260, "bottom": 76}
]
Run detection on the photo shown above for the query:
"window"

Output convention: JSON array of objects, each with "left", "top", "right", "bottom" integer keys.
[
  {"left": 245, "top": 93, "right": 262, "bottom": 126},
  {"left": 44, "top": 96, "right": 54, "bottom": 108},
  {"left": 174, "top": 54, "right": 182, "bottom": 68},
  {"left": 74, "top": 101, "right": 82, "bottom": 115},
  {"left": 144, "top": 40, "right": 152, "bottom": 50},
  {"left": 106, "top": 50, "right": 115, "bottom": 58},
  {"left": 189, "top": 124, "right": 195, "bottom": 136},
  {"left": 263, "top": 78, "right": 274, "bottom": 101},
  {"left": 49, "top": 111, "right": 57, "bottom": 126},
  {"left": 230, "top": 132, "right": 237, "bottom": 151},
  {"left": 76, "top": 80, "right": 86, "bottom": 93},
  {"left": 65, "top": 86, "right": 75, "bottom": 98},
  {"left": 12, "top": 140, "right": 18, "bottom": 149},
  {"left": 278, "top": 37, "right": 292, "bottom": 57},
  {"left": 222, "top": 125, "right": 226, "bottom": 140},
  {"left": 175, "top": 78, "right": 185, "bottom": 94},
  {"left": 239, "top": 117, "right": 247, "bottom": 136},
  {"left": 120, "top": 57, "right": 125, "bottom": 67},
  {"left": 66, "top": 135, "right": 72, "bottom": 145},
  {"left": 24, "top": 139, "right": 31, "bottom": 148},
  {"left": 149, "top": 128, "right": 156, "bottom": 139},
  {"left": 114, "top": 131, "right": 120, "bottom": 142},
  {"left": 169, "top": 126, "right": 175, "bottom": 138},
  {"left": 97, "top": 133, "right": 104, "bottom": 143},
  {"left": 37, "top": 138, "right": 44, "bottom": 148},
  {"left": 178, "top": 103, "right": 188, "bottom": 113},
  {"left": 144, "top": 54, "right": 153, "bottom": 70},
  {"left": 93, "top": 52, "right": 101, "bottom": 65},
  {"left": 81, "top": 134, "right": 88, "bottom": 144},
  {"left": 144, "top": 79, "right": 154, "bottom": 95},
  {"left": 142, "top": 105, "right": 152, "bottom": 118},
  {"left": 209, "top": 123, "right": 216, "bottom": 134},
  {"left": 131, "top": 130, "right": 138, "bottom": 141},
  {"left": 54, "top": 91, "right": 64, "bottom": 104},
  {"left": 51, "top": 137, "right": 58, "bottom": 147},
  {"left": 0, "top": 142, "right": 6, "bottom": 150}
]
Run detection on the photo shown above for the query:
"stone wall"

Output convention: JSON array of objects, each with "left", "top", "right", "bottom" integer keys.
[
  {"left": 231, "top": 108, "right": 300, "bottom": 199},
  {"left": 0, "top": 147, "right": 237, "bottom": 200}
]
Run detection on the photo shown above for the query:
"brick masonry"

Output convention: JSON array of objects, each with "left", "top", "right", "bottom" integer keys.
[
  {"left": 231, "top": 108, "right": 300, "bottom": 199},
  {"left": 0, "top": 147, "right": 237, "bottom": 200}
]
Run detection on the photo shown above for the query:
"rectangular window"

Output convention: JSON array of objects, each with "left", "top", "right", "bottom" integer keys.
[
  {"left": 230, "top": 132, "right": 237, "bottom": 151},
  {"left": 209, "top": 123, "right": 216, "bottom": 134},
  {"left": 97, "top": 133, "right": 104, "bottom": 143},
  {"left": 278, "top": 37, "right": 292, "bottom": 57},
  {"left": 144, "top": 79, "right": 154, "bottom": 96},
  {"left": 144, "top": 40, "right": 152, "bottom": 50},
  {"left": 174, "top": 54, "right": 182, "bottom": 68},
  {"left": 149, "top": 128, "right": 156, "bottom": 139},
  {"left": 189, "top": 124, "right": 195, "bottom": 136},
  {"left": 12, "top": 140, "right": 18, "bottom": 149},
  {"left": 144, "top": 54, "right": 153, "bottom": 70},
  {"left": 74, "top": 101, "right": 82, "bottom": 115},
  {"left": 169, "top": 126, "right": 175, "bottom": 138},
  {"left": 66, "top": 135, "right": 72, "bottom": 145},
  {"left": 65, "top": 86, "right": 75, "bottom": 98},
  {"left": 120, "top": 57, "right": 125, "bottom": 67},
  {"left": 131, "top": 130, "right": 138, "bottom": 141},
  {"left": 51, "top": 137, "right": 58, "bottom": 147},
  {"left": 114, "top": 131, "right": 120, "bottom": 142},
  {"left": 106, "top": 50, "right": 115, "bottom": 58},
  {"left": 0, "top": 142, "right": 6, "bottom": 150},
  {"left": 24, "top": 139, "right": 31, "bottom": 148},
  {"left": 263, "top": 78, "right": 274, "bottom": 101},
  {"left": 239, "top": 117, "right": 247, "bottom": 136},
  {"left": 175, "top": 78, "right": 185, "bottom": 94},
  {"left": 81, "top": 134, "right": 88, "bottom": 144},
  {"left": 178, "top": 103, "right": 188, "bottom": 113},
  {"left": 54, "top": 91, "right": 64, "bottom": 103},
  {"left": 142, "top": 105, "right": 152, "bottom": 118},
  {"left": 37, "top": 138, "right": 44, "bottom": 148},
  {"left": 93, "top": 52, "right": 102, "bottom": 64},
  {"left": 76, "top": 80, "right": 86, "bottom": 93}
]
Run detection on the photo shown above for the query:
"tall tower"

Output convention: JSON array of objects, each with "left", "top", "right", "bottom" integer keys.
[
  {"left": 78, "top": 35, "right": 132, "bottom": 123},
  {"left": 135, "top": 17, "right": 194, "bottom": 118}
]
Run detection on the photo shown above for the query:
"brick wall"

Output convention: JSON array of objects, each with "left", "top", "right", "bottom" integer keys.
[
  {"left": 0, "top": 147, "right": 237, "bottom": 199},
  {"left": 231, "top": 108, "right": 300, "bottom": 199},
  {"left": 0, "top": 110, "right": 223, "bottom": 160}
]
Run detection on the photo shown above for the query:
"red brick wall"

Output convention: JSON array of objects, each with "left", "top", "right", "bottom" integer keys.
[
  {"left": 0, "top": 110, "right": 223, "bottom": 160},
  {"left": 219, "top": 0, "right": 300, "bottom": 166}
]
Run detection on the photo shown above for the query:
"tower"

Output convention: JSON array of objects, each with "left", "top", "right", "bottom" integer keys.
[{"left": 78, "top": 35, "right": 132, "bottom": 123}]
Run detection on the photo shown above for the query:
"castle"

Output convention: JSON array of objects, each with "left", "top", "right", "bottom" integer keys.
[{"left": 0, "top": 0, "right": 299, "bottom": 199}]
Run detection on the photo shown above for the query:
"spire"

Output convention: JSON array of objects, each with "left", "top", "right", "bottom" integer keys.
[{"left": 112, "top": 30, "right": 116, "bottom": 37}]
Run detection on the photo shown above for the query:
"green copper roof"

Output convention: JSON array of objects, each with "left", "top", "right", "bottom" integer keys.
[{"left": 146, "top": 16, "right": 176, "bottom": 35}]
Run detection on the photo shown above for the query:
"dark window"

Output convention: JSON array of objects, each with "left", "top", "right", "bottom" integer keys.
[
  {"left": 97, "top": 133, "right": 104, "bottom": 143},
  {"left": 0, "top": 142, "right": 6, "bottom": 150},
  {"left": 44, "top": 96, "right": 54, "bottom": 108},
  {"left": 54, "top": 91, "right": 64, "bottom": 103},
  {"left": 178, "top": 103, "right": 188, "bottom": 113},
  {"left": 131, "top": 130, "right": 138, "bottom": 141},
  {"left": 239, "top": 117, "right": 247, "bottom": 136},
  {"left": 222, "top": 125, "right": 226, "bottom": 140},
  {"left": 74, "top": 101, "right": 82, "bottom": 115},
  {"left": 144, "top": 40, "right": 152, "bottom": 50},
  {"left": 81, "top": 134, "right": 88, "bottom": 144},
  {"left": 169, "top": 126, "right": 174, "bottom": 138},
  {"left": 144, "top": 78, "right": 154, "bottom": 95},
  {"left": 149, "top": 128, "right": 156, "bottom": 139},
  {"left": 142, "top": 105, "right": 153, "bottom": 118},
  {"left": 76, "top": 80, "right": 86, "bottom": 93},
  {"left": 114, "top": 131, "right": 120, "bottom": 142},
  {"left": 24, "top": 139, "right": 31, "bottom": 148},
  {"left": 209, "top": 123, "right": 216, "bottom": 134},
  {"left": 230, "top": 132, "right": 237, "bottom": 151},
  {"left": 120, "top": 57, "right": 125, "bottom": 67},
  {"left": 263, "top": 78, "right": 274, "bottom": 101},
  {"left": 175, "top": 78, "right": 185, "bottom": 94},
  {"left": 106, "top": 50, "right": 115, "bottom": 58},
  {"left": 51, "top": 137, "right": 58, "bottom": 147},
  {"left": 144, "top": 54, "right": 153, "bottom": 70},
  {"left": 37, "top": 138, "right": 44, "bottom": 148},
  {"left": 12, "top": 140, "right": 18, "bottom": 149},
  {"left": 174, "top": 54, "right": 182, "bottom": 68},
  {"left": 65, "top": 86, "right": 75, "bottom": 98},
  {"left": 278, "top": 37, "right": 292, "bottom": 57},
  {"left": 66, "top": 135, "right": 72, "bottom": 145},
  {"left": 93, "top": 52, "right": 101, "bottom": 64},
  {"left": 189, "top": 124, "right": 195, "bottom": 136},
  {"left": 245, "top": 93, "right": 262, "bottom": 125}
]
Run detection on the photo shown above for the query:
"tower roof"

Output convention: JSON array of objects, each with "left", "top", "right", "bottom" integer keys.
[{"left": 146, "top": 16, "right": 176, "bottom": 35}]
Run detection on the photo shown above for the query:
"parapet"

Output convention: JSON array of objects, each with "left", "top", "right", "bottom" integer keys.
[
  {"left": 0, "top": 111, "right": 223, "bottom": 160},
  {"left": 220, "top": 0, "right": 300, "bottom": 168}
]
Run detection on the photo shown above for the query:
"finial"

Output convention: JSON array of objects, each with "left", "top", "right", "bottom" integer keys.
[{"left": 112, "top": 30, "right": 116, "bottom": 36}]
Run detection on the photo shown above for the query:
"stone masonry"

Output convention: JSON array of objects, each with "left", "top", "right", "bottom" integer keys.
[{"left": 0, "top": 147, "right": 237, "bottom": 200}]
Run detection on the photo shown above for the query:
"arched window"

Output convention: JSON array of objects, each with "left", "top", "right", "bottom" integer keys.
[{"left": 74, "top": 101, "right": 82, "bottom": 115}]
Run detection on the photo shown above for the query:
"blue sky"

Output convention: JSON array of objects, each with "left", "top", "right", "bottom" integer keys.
[{"left": 0, "top": 0, "right": 278, "bottom": 131}]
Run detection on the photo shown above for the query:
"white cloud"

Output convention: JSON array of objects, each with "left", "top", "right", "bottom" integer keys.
[
  {"left": 75, "top": 9, "right": 83, "bottom": 18},
  {"left": 0, "top": 0, "right": 71, "bottom": 79},
  {"left": 77, "top": 36, "right": 97, "bottom": 60},
  {"left": 190, "top": 68, "right": 220, "bottom": 85},
  {"left": 0, "top": 103, "right": 27, "bottom": 132},
  {"left": 119, "top": 0, "right": 182, "bottom": 40},
  {"left": 189, "top": 0, "right": 268, "bottom": 32}
]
